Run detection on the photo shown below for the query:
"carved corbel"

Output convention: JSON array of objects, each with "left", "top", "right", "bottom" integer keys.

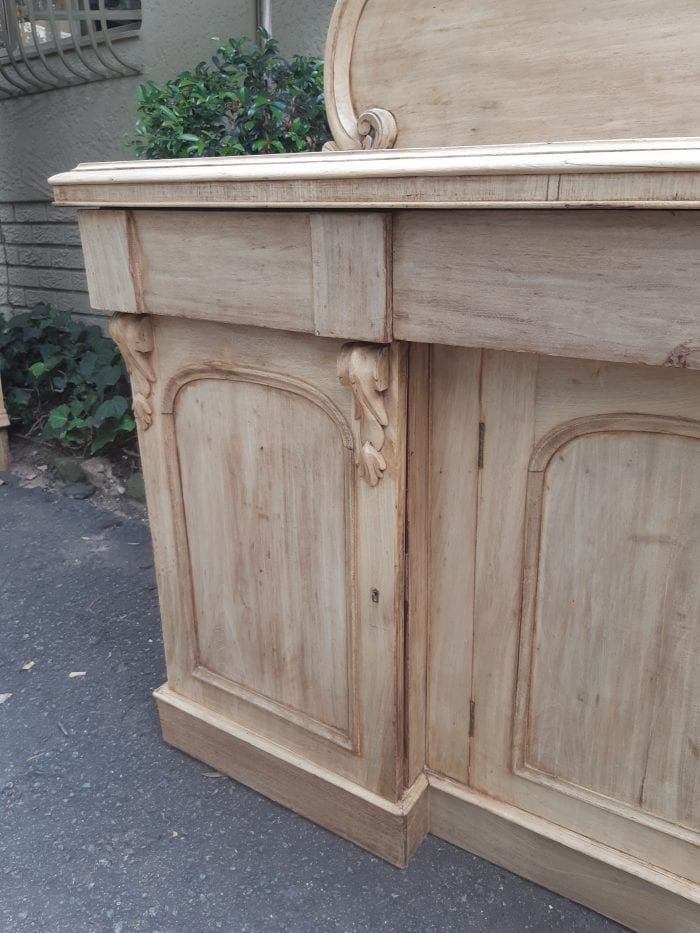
[
  {"left": 109, "top": 313, "right": 155, "bottom": 430},
  {"left": 338, "top": 343, "right": 390, "bottom": 486}
]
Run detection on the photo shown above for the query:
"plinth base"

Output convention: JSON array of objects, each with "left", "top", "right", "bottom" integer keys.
[{"left": 154, "top": 685, "right": 429, "bottom": 868}]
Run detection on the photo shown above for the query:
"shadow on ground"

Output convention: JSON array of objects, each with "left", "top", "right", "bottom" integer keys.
[{"left": 0, "top": 477, "right": 626, "bottom": 933}]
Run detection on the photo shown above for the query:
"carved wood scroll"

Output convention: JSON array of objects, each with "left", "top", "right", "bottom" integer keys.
[
  {"left": 323, "top": 108, "right": 397, "bottom": 152},
  {"left": 109, "top": 313, "right": 156, "bottom": 430},
  {"left": 338, "top": 342, "right": 390, "bottom": 486},
  {"left": 324, "top": 0, "right": 398, "bottom": 150}
]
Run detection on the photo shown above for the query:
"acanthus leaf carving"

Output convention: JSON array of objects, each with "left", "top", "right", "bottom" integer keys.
[
  {"left": 338, "top": 342, "right": 390, "bottom": 486},
  {"left": 109, "top": 312, "right": 155, "bottom": 430}
]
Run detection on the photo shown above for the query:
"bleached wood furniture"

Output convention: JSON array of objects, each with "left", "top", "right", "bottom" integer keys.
[
  {"left": 0, "top": 377, "right": 10, "bottom": 471},
  {"left": 52, "top": 1, "right": 700, "bottom": 928}
]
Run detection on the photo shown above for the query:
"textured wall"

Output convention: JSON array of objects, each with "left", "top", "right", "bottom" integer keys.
[
  {"left": 0, "top": 0, "right": 257, "bottom": 202},
  {"left": 0, "top": 0, "right": 337, "bottom": 321},
  {"left": 0, "top": 202, "right": 91, "bottom": 320},
  {"left": 273, "top": 0, "right": 336, "bottom": 57}
]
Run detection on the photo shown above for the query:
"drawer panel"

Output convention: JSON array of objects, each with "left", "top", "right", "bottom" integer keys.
[
  {"left": 79, "top": 209, "right": 391, "bottom": 342},
  {"left": 394, "top": 210, "right": 700, "bottom": 369}
]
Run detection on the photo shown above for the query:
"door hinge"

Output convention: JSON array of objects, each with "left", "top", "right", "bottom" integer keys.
[
  {"left": 478, "top": 422, "right": 485, "bottom": 469},
  {"left": 469, "top": 699, "right": 476, "bottom": 737}
]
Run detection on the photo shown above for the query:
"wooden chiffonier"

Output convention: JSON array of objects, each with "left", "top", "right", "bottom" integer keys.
[{"left": 51, "top": 2, "right": 700, "bottom": 928}]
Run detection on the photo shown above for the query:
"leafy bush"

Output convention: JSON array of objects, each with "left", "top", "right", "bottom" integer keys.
[
  {"left": 0, "top": 305, "right": 135, "bottom": 455},
  {"left": 129, "top": 31, "right": 330, "bottom": 159}
]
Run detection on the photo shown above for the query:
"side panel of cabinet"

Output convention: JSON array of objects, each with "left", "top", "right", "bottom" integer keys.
[{"left": 125, "top": 316, "right": 407, "bottom": 801}]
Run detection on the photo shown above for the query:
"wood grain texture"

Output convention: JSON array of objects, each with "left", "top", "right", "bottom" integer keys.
[
  {"left": 87, "top": 210, "right": 391, "bottom": 341},
  {"left": 426, "top": 346, "right": 482, "bottom": 781},
  {"left": 404, "top": 344, "right": 429, "bottom": 784},
  {"left": 51, "top": 141, "right": 700, "bottom": 210},
  {"left": 156, "top": 686, "right": 429, "bottom": 867},
  {"left": 394, "top": 210, "right": 700, "bottom": 368},
  {"left": 78, "top": 210, "right": 139, "bottom": 313},
  {"left": 429, "top": 776, "right": 700, "bottom": 933},
  {"left": 515, "top": 425, "right": 700, "bottom": 832},
  {"left": 310, "top": 213, "right": 391, "bottom": 342},
  {"left": 533, "top": 356, "right": 700, "bottom": 440},
  {"left": 137, "top": 318, "right": 407, "bottom": 800},
  {"left": 65, "top": 7, "right": 700, "bottom": 912},
  {"left": 133, "top": 210, "right": 315, "bottom": 331},
  {"left": 327, "top": 0, "right": 700, "bottom": 149},
  {"left": 466, "top": 352, "right": 700, "bottom": 882},
  {"left": 174, "top": 374, "right": 357, "bottom": 749}
]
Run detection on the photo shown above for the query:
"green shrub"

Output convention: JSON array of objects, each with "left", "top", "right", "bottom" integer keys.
[
  {"left": 129, "top": 31, "right": 330, "bottom": 159},
  {"left": 0, "top": 305, "right": 135, "bottom": 455}
]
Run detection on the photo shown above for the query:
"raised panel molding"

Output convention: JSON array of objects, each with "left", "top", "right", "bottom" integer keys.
[
  {"left": 514, "top": 414, "right": 700, "bottom": 842},
  {"left": 164, "top": 364, "right": 360, "bottom": 752}
]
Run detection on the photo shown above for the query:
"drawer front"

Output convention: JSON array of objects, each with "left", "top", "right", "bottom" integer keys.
[
  {"left": 394, "top": 210, "right": 700, "bottom": 369},
  {"left": 79, "top": 209, "right": 391, "bottom": 342}
]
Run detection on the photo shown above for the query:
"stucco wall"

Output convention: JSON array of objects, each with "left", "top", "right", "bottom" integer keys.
[
  {"left": 273, "top": 0, "right": 336, "bottom": 57},
  {"left": 0, "top": 0, "right": 337, "bottom": 322},
  {"left": 0, "top": 0, "right": 257, "bottom": 202}
]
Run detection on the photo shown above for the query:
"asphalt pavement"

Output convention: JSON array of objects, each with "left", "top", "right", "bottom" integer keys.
[{"left": 0, "top": 474, "right": 625, "bottom": 933}]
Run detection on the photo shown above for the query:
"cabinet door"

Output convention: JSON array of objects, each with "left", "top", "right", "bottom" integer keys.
[
  {"left": 115, "top": 315, "right": 406, "bottom": 801},
  {"left": 473, "top": 351, "right": 700, "bottom": 882}
]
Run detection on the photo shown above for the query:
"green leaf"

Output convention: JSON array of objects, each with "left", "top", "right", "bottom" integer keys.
[
  {"left": 125, "top": 35, "right": 329, "bottom": 160},
  {"left": 47, "top": 405, "right": 70, "bottom": 430},
  {"left": 93, "top": 396, "right": 130, "bottom": 423}
]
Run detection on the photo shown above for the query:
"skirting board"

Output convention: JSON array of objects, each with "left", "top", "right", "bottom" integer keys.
[
  {"left": 154, "top": 687, "right": 698, "bottom": 928},
  {"left": 154, "top": 685, "right": 429, "bottom": 867},
  {"left": 428, "top": 774, "right": 700, "bottom": 933}
]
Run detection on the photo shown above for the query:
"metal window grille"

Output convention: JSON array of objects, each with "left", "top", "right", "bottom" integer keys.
[{"left": 0, "top": 0, "right": 141, "bottom": 98}]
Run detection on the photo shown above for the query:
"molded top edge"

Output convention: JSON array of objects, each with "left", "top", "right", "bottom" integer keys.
[{"left": 50, "top": 138, "right": 700, "bottom": 189}]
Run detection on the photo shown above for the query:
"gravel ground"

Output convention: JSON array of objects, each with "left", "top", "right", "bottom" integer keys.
[{"left": 0, "top": 469, "right": 626, "bottom": 933}]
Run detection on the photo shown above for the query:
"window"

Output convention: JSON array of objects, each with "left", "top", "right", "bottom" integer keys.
[{"left": 0, "top": 1, "right": 142, "bottom": 97}]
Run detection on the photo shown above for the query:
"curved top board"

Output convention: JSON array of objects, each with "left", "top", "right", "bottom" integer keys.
[{"left": 324, "top": 0, "right": 700, "bottom": 150}]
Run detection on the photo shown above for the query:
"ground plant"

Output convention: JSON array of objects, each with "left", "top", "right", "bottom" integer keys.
[
  {"left": 129, "top": 31, "right": 330, "bottom": 159},
  {"left": 0, "top": 304, "right": 135, "bottom": 455}
]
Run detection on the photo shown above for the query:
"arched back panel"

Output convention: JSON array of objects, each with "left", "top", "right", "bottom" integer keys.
[{"left": 325, "top": 0, "right": 700, "bottom": 150}]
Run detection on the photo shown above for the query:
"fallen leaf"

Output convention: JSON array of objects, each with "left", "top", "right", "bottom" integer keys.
[
  {"left": 19, "top": 660, "right": 35, "bottom": 672},
  {"left": 0, "top": 693, "right": 12, "bottom": 704},
  {"left": 68, "top": 671, "right": 86, "bottom": 679}
]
